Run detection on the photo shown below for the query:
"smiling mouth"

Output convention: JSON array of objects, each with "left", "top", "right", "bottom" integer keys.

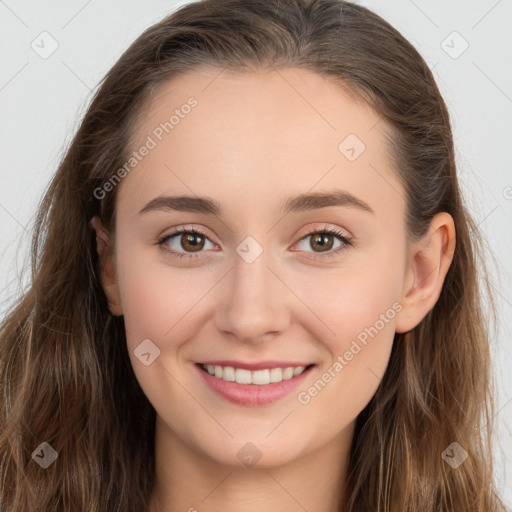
[{"left": 198, "top": 363, "right": 316, "bottom": 385}]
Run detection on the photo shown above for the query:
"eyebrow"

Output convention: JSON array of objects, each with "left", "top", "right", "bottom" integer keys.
[{"left": 138, "top": 190, "right": 374, "bottom": 216}]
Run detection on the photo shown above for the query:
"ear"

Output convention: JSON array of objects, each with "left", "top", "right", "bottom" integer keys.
[
  {"left": 395, "top": 212, "right": 456, "bottom": 333},
  {"left": 90, "top": 216, "right": 123, "bottom": 316}
]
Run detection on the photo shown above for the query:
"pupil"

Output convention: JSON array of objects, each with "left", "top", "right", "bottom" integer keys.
[
  {"left": 183, "top": 233, "right": 203, "bottom": 251},
  {"left": 313, "top": 234, "right": 333, "bottom": 252}
]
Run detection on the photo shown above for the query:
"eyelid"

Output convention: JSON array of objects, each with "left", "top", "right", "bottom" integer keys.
[
  {"left": 296, "top": 224, "right": 352, "bottom": 244},
  {"left": 156, "top": 223, "right": 353, "bottom": 260},
  {"left": 157, "top": 223, "right": 216, "bottom": 240},
  {"left": 156, "top": 225, "right": 218, "bottom": 259},
  {"left": 290, "top": 225, "right": 353, "bottom": 259}
]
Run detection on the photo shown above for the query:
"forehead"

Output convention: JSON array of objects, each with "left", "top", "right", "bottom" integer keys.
[
  {"left": 118, "top": 67, "right": 404, "bottom": 220},
  {"left": 133, "top": 66, "right": 385, "bottom": 155}
]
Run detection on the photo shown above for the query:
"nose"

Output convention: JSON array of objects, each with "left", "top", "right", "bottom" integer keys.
[{"left": 214, "top": 244, "right": 292, "bottom": 345}]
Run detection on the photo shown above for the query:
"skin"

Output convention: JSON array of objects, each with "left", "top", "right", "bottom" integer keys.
[{"left": 92, "top": 67, "right": 455, "bottom": 512}]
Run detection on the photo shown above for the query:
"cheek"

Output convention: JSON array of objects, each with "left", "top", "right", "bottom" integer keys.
[
  {"left": 294, "top": 307, "right": 396, "bottom": 435},
  {"left": 114, "top": 249, "right": 207, "bottom": 411},
  {"left": 114, "top": 243, "right": 211, "bottom": 346},
  {"left": 292, "top": 256, "right": 403, "bottom": 416},
  {"left": 297, "top": 252, "right": 403, "bottom": 348},
  {"left": 117, "top": 269, "right": 171, "bottom": 348}
]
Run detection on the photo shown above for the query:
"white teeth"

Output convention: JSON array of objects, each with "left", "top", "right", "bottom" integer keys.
[
  {"left": 282, "top": 367, "right": 294, "bottom": 380},
  {"left": 269, "top": 368, "right": 283, "bottom": 383},
  {"left": 251, "top": 369, "right": 270, "bottom": 385},
  {"left": 235, "top": 368, "right": 252, "bottom": 384},
  {"left": 202, "top": 364, "right": 307, "bottom": 385},
  {"left": 222, "top": 366, "right": 235, "bottom": 382}
]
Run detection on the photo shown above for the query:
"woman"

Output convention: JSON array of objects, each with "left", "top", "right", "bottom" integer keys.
[{"left": 0, "top": 0, "right": 507, "bottom": 510}]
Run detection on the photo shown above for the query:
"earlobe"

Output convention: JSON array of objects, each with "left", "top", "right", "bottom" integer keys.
[
  {"left": 90, "top": 216, "right": 123, "bottom": 316},
  {"left": 395, "top": 212, "right": 456, "bottom": 333}
]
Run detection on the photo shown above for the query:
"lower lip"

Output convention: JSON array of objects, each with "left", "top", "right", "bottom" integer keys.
[{"left": 196, "top": 364, "right": 315, "bottom": 406}]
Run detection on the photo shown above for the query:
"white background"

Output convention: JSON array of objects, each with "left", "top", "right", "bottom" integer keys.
[{"left": 0, "top": 0, "right": 511, "bottom": 506}]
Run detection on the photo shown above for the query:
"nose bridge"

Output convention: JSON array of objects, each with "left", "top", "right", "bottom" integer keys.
[{"left": 215, "top": 234, "right": 290, "bottom": 342}]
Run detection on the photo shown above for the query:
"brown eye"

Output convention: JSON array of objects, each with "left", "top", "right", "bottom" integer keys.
[
  {"left": 158, "top": 228, "right": 216, "bottom": 259},
  {"left": 294, "top": 227, "right": 353, "bottom": 260},
  {"left": 309, "top": 233, "right": 335, "bottom": 252},
  {"left": 180, "top": 232, "right": 205, "bottom": 252}
]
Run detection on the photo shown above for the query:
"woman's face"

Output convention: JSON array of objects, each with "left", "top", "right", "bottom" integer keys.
[{"left": 110, "top": 67, "right": 411, "bottom": 468}]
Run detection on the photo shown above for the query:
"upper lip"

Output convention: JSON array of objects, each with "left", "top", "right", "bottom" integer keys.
[{"left": 197, "top": 360, "right": 314, "bottom": 371}]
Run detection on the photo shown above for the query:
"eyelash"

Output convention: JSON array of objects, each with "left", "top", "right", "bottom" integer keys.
[{"left": 156, "top": 225, "right": 353, "bottom": 261}]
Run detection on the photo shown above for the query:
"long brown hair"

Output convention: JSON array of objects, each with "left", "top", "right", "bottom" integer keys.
[{"left": 0, "top": 1, "right": 507, "bottom": 510}]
